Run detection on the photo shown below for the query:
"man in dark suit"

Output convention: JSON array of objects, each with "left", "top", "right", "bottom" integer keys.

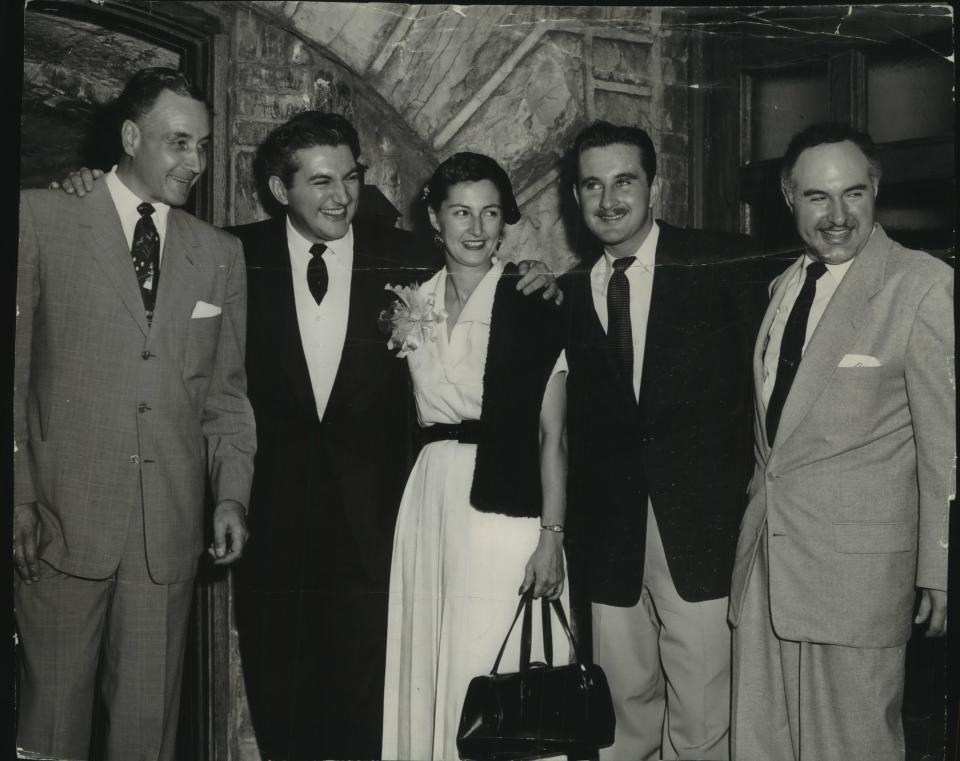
[
  {"left": 560, "top": 121, "right": 760, "bottom": 760},
  {"left": 226, "top": 112, "right": 423, "bottom": 760},
  {"left": 15, "top": 68, "right": 255, "bottom": 761}
]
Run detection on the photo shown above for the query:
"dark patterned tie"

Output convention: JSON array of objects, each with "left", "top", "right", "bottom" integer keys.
[
  {"left": 765, "top": 260, "right": 828, "bottom": 444},
  {"left": 607, "top": 256, "right": 636, "bottom": 386},
  {"left": 132, "top": 202, "right": 161, "bottom": 316},
  {"left": 307, "top": 243, "right": 329, "bottom": 305}
]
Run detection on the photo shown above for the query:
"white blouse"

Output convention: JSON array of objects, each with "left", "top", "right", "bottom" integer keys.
[{"left": 406, "top": 260, "right": 505, "bottom": 427}]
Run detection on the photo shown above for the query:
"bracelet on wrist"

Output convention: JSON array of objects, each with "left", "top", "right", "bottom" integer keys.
[{"left": 540, "top": 524, "right": 564, "bottom": 533}]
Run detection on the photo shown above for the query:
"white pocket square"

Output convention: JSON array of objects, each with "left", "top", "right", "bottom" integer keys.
[
  {"left": 191, "top": 300, "right": 222, "bottom": 318},
  {"left": 838, "top": 353, "right": 882, "bottom": 368}
]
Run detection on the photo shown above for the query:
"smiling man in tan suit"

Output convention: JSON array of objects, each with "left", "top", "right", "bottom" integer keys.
[
  {"left": 14, "top": 68, "right": 256, "bottom": 760},
  {"left": 729, "top": 122, "right": 953, "bottom": 761}
]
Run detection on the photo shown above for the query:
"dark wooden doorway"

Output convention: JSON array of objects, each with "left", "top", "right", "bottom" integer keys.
[
  {"left": 688, "top": 6, "right": 953, "bottom": 264},
  {"left": 19, "top": 2, "right": 231, "bottom": 759}
]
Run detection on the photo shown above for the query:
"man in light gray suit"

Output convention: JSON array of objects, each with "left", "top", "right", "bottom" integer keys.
[
  {"left": 14, "top": 68, "right": 256, "bottom": 760},
  {"left": 728, "top": 122, "right": 953, "bottom": 761}
]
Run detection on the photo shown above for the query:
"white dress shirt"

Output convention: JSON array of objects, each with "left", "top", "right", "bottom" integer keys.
[
  {"left": 761, "top": 248, "right": 858, "bottom": 407},
  {"left": 105, "top": 166, "right": 170, "bottom": 266},
  {"left": 589, "top": 221, "right": 660, "bottom": 400},
  {"left": 286, "top": 217, "right": 354, "bottom": 420},
  {"left": 552, "top": 222, "right": 660, "bottom": 394}
]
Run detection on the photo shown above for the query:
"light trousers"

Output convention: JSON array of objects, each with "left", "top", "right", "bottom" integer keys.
[
  {"left": 15, "top": 504, "right": 194, "bottom": 761},
  {"left": 731, "top": 532, "right": 907, "bottom": 761},
  {"left": 593, "top": 506, "right": 731, "bottom": 761}
]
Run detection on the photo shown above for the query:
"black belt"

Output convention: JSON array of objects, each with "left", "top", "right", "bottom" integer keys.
[{"left": 419, "top": 421, "right": 481, "bottom": 445}]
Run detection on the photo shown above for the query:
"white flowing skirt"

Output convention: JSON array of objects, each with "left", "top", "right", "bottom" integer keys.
[{"left": 382, "top": 440, "right": 569, "bottom": 761}]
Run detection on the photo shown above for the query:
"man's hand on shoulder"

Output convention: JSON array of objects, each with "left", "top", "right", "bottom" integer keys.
[
  {"left": 915, "top": 587, "right": 947, "bottom": 637},
  {"left": 13, "top": 502, "right": 45, "bottom": 583},
  {"left": 516, "top": 259, "right": 563, "bottom": 305},
  {"left": 209, "top": 499, "right": 249, "bottom": 565},
  {"left": 49, "top": 167, "right": 102, "bottom": 197}
]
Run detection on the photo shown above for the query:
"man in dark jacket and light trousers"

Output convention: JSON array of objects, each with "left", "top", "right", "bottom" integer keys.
[{"left": 561, "top": 121, "right": 761, "bottom": 760}]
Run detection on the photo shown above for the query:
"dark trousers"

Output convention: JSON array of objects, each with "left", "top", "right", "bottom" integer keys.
[{"left": 235, "top": 585, "right": 388, "bottom": 760}]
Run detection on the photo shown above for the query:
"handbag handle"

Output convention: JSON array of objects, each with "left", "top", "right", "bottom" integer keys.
[
  {"left": 519, "top": 597, "right": 554, "bottom": 671},
  {"left": 545, "top": 598, "right": 589, "bottom": 669},
  {"left": 490, "top": 594, "right": 531, "bottom": 675},
  {"left": 541, "top": 597, "right": 553, "bottom": 666},
  {"left": 489, "top": 594, "right": 587, "bottom": 676}
]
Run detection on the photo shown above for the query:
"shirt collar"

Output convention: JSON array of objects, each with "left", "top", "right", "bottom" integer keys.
[
  {"left": 285, "top": 215, "right": 354, "bottom": 265},
  {"left": 105, "top": 165, "right": 170, "bottom": 234},
  {"left": 801, "top": 252, "right": 860, "bottom": 290},
  {"left": 603, "top": 219, "right": 659, "bottom": 274}
]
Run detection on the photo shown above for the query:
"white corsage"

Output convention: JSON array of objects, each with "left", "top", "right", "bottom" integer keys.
[{"left": 378, "top": 283, "right": 445, "bottom": 357}]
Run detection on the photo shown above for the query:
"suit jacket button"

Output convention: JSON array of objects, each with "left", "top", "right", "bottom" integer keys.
[
  {"left": 141, "top": 350, "right": 151, "bottom": 360},
  {"left": 138, "top": 403, "right": 150, "bottom": 413},
  {"left": 130, "top": 455, "right": 141, "bottom": 464}
]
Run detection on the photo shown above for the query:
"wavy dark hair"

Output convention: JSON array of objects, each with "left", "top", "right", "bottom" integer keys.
[
  {"left": 254, "top": 111, "right": 363, "bottom": 190},
  {"left": 422, "top": 152, "right": 521, "bottom": 225}
]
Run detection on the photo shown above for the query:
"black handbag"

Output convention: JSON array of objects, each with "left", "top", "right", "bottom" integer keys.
[{"left": 456, "top": 594, "right": 616, "bottom": 761}]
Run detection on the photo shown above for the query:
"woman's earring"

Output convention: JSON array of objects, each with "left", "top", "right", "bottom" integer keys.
[
  {"left": 495, "top": 235, "right": 504, "bottom": 251},
  {"left": 433, "top": 231, "right": 444, "bottom": 247}
]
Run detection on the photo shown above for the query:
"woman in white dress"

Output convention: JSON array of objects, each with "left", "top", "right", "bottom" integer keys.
[{"left": 381, "top": 153, "right": 570, "bottom": 761}]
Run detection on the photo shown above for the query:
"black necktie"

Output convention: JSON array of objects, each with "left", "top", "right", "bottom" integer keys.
[
  {"left": 766, "top": 260, "right": 828, "bottom": 444},
  {"left": 132, "top": 202, "right": 160, "bottom": 315},
  {"left": 307, "top": 243, "right": 329, "bottom": 305},
  {"left": 607, "top": 256, "right": 636, "bottom": 386}
]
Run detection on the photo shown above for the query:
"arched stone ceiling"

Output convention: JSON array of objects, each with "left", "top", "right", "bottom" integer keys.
[{"left": 247, "top": 3, "right": 674, "bottom": 269}]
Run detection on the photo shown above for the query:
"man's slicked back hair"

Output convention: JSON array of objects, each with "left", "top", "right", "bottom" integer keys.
[
  {"left": 571, "top": 120, "right": 657, "bottom": 186},
  {"left": 780, "top": 122, "right": 882, "bottom": 189},
  {"left": 113, "top": 67, "right": 207, "bottom": 127}
]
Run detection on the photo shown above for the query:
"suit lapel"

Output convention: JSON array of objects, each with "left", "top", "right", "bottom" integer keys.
[
  {"left": 754, "top": 257, "right": 804, "bottom": 455},
  {"left": 323, "top": 236, "right": 388, "bottom": 414},
  {"left": 244, "top": 216, "right": 321, "bottom": 420},
  {"left": 772, "top": 233, "right": 887, "bottom": 449},
  {"left": 638, "top": 223, "right": 685, "bottom": 422},
  {"left": 147, "top": 210, "right": 199, "bottom": 344},
  {"left": 81, "top": 182, "right": 149, "bottom": 336},
  {"left": 346, "top": 251, "right": 384, "bottom": 345}
]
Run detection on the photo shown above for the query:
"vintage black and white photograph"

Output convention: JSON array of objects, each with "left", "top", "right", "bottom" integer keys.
[{"left": 10, "top": 3, "right": 956, "bottom": 760}]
